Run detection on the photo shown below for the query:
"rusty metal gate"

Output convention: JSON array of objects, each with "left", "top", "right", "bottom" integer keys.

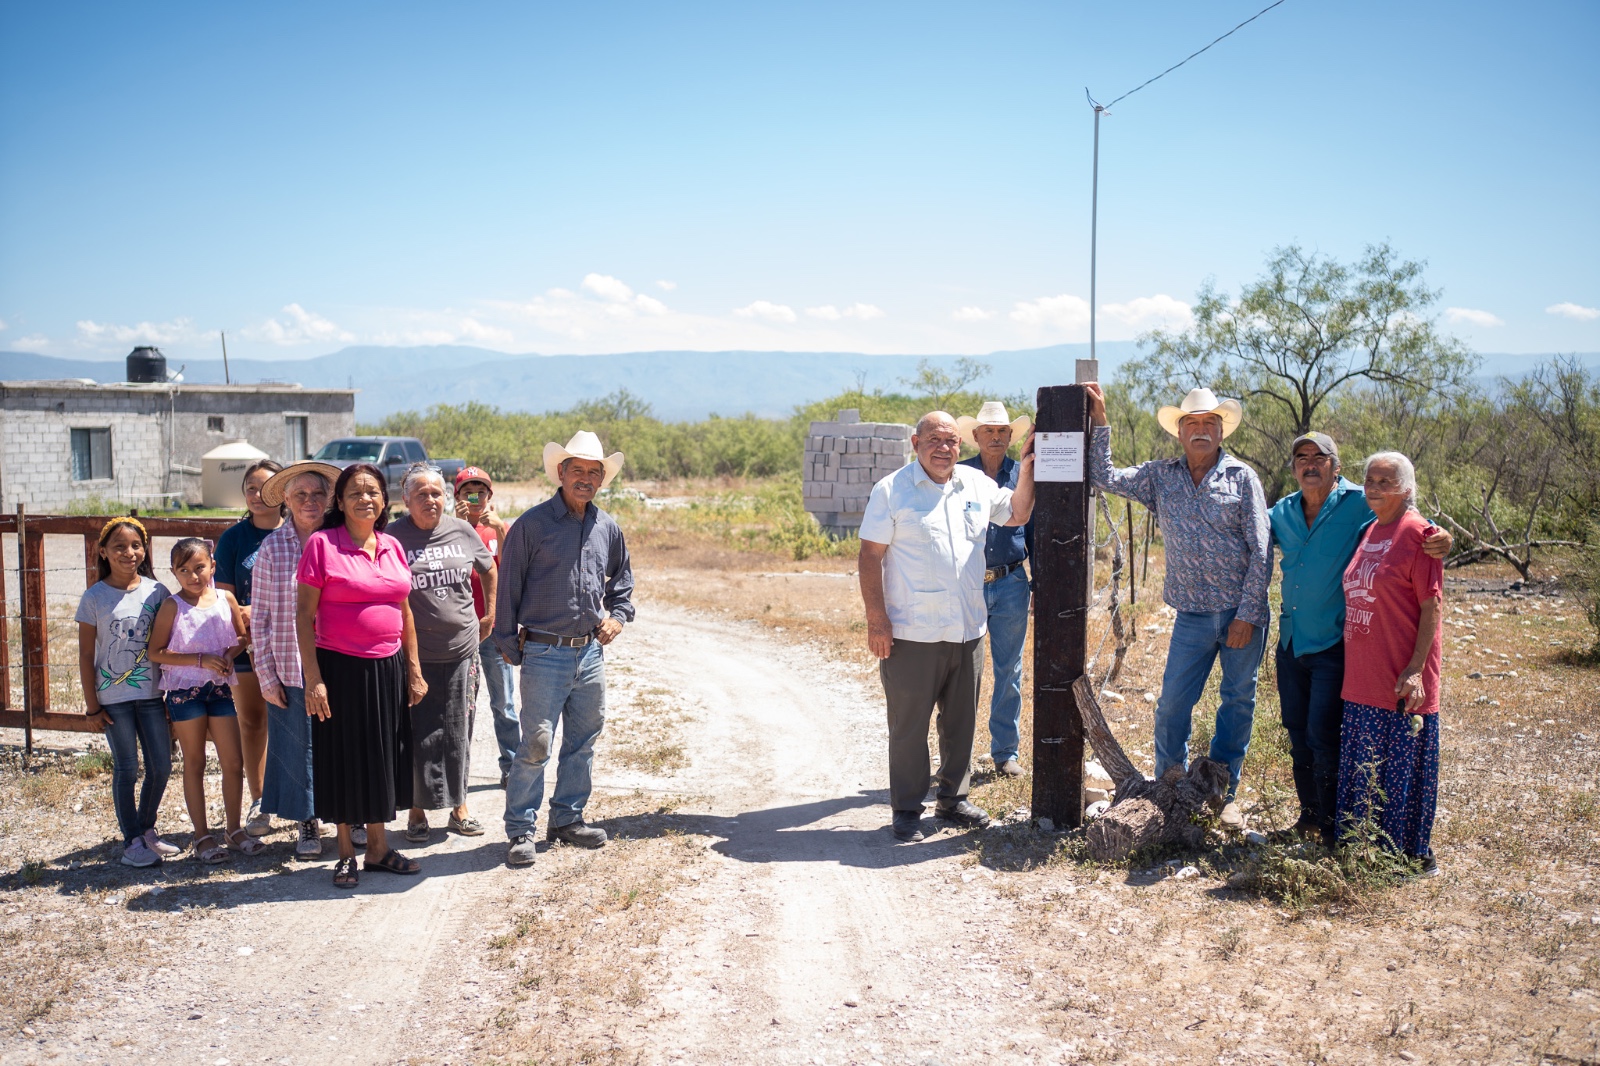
[{"left": 1, "top": 507, "right": 237, "bottom": 750}]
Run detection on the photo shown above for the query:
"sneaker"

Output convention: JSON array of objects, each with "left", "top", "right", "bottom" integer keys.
[
  {"left": 245, "top": 799, "right": 272, "bottom": 838},
  {"left": 1414, "top": 855, "right": 1440, "bottom": 879},
  {"left": 891, "top": 811, "right": 924, "bottom": 842},
  {"left": 1218, "top": 801, "right": 1246, "bottom": 830},
  {"left": 507, "top": 833, "right": 538, "bottom": 867},
  {"left": 350, "top": 825, "right": 368, "bottom": 847},
  {"left": 995, "top": 757, "right": 1025, "bottom": 778},
  {"left": 119, "top": 839, "right": 160, "bottom": 867},
  {"left": 935, "top": 800, "right": 992, "bottom": 829},
  {"left": 546, "top": 820, "right": 608, "bottom": 849},
  {"left": 295, "top": 820, "right": 323, "bottom": 861},
  {"left": 142, "top": 829, "right": 180, "bottom": 857}
]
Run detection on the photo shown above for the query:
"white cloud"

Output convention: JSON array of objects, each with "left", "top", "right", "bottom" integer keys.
[
  {"left": 806, "top": 305, "right": 843, "bottom": 321},
  {"left": 13, "top": 334, "right": 50, "bottom": 352},
  {"left": 844, "top": 302, "right": 884, "bottom": 320},
  {"left": 1100, "top": 294, "right": 1193, "bottom": 331},
  {"left": 245, "top": 304, "right": 356, "bottom": 346},
  {"left": 1010, "top": 294, "right": 1091, "bottom": 332},
  {"left": 951, "top": 306, "right": 992, "bottom": 322},
  {"left": 655, "top": 280, "right": 677, "bottom": 291},
  {"left": 0, "top": 317, "right": 8, "bottom": 332},
  {"left": 1445, "top": 307, "right": 1504, "bottom": 328},
  {"left": 1546, "top": 302, "right": 1600, "bottom": 322},
  {"left": 581, "top": 273, "right": 636, "bottom": 303},
  {"left": 76, "top": 316, "right": 201, "bottom": 346},
  {"left": 732, "top": 300, "right": 797, "bottom": 324}
]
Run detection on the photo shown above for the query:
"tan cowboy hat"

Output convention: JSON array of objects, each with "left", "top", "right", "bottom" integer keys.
[
  {"left": 955, "top": 401, "right": 1032, "bottom": 447},
  {"left": 260, "top": 460, "right": 342, "bottom": 507},
  {"left": 542, "top": 430, "right": 625, "bottom": 489},
  {"left": 1157, "top": 387, "right": 1243, "bottom": 439}
]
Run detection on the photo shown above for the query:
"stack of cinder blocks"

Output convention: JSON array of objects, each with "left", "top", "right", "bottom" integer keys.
[{"left": 802, "top": 408, "right": 914, "bottom": 535}]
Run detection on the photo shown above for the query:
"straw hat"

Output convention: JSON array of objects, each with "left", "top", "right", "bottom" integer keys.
[
  {"left": 260, "top": 460, "right": 342, "bottom": 507},
  {"left": 542, "top": 431, "right": 625, "bottom": 489},
  {"left": 955, "top": 401, "right": 1032, "bottom": 447},
  {"left": 1156, "top": 388, "right": 1243, "bottom": 439}
]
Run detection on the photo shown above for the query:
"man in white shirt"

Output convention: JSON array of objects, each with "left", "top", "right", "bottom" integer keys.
[{"left": 859, "top": 411, "right": 1036, "bottom": 842}]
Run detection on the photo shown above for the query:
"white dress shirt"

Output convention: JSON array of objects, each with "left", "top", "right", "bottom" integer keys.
[{"left": 859, "top": 460, "right": 1014, "bottom": 644}]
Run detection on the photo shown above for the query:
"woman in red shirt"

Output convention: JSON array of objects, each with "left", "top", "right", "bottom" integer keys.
[
  {"left": 1336, "top": 451, "right": 1444, "bottom": 876},
  {"left": 296, "top": 464, "right": 428, "bottom": 888}
]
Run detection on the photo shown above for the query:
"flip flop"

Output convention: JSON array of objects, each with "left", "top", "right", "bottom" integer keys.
[
  {"left": 333, "top": 856, "right": 359, "bottom": 889},
  {"left": 364, "top": 849, "right": 420, "bottom": 875}
]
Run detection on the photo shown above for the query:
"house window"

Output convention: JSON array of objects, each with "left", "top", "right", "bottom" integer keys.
[
  {"left": 70, "top": 428, "right": 113, "bottom": 481},
  {"left": 285, "top": 416, "right": 309, "bottom": 461},
  {"left": 207, "top": 416, "right": 225, "bottom": 432}
]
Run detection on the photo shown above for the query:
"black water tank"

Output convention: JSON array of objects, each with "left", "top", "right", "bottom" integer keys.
[{"left": 126, "top": 346, "right": 167, "bottom": 383}]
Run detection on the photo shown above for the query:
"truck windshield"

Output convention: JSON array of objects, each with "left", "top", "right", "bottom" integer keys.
[{"left": 313, "top": 440, "right": 384, "bottom": 462}]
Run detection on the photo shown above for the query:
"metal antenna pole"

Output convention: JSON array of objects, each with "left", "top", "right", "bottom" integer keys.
[{"left": 1085, "top": 90, "right": 1107, "bottom": 367}]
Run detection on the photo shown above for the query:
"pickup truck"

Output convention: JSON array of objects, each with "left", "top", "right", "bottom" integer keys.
[{"left": 311, "top": 436, "right": 467, "bottom": 500}]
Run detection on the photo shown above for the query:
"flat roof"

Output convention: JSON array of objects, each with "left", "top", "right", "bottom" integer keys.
[{"left": 0, "top": 379, "right": 357, "bottom": 395}]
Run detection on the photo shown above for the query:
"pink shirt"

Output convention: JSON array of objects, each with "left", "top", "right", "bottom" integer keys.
[
  {"left": 296, "top": 527, "right": 411, "bottom": 659},
  {"left": 1340, "top": 509, "right": 1444, "bottom": 714}
]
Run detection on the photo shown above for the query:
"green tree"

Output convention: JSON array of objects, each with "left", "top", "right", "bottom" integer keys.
[
  {"left": 898, "top": 357, "right": 992, "bottom": 411},
  {"left": 1117, "top": 243, "right": 1478, "bottom": 498}
]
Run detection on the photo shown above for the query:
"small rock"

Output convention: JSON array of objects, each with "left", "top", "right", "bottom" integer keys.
[
  {"left": 1143, "top": 692, "right": 1156, "bottom": 703},
  {"left": 1036, "top": 817, "right": 1055, "bottom": 832},
  {"left": 1084, "top": 761, "right": 1115, "bottom": 791},
  {"left": 1085, "top": 800, "right": 1111, "bottom": 820},
  {"left": 21, "top": 1027, "right": 34, "bottom": 1036},
  {"left": 1467, "top": 671, "right": 1484, "bottom": 679},
  {"left": 103, "top": 894, "right": 124, "bottom": 906},
  {"left": 1101, "top": 690, "right": 1126, "bottom": 703},
  {"left": 1174, "top": 866, "right": 1200, "bottom": 880},
  {"left": 1244, "top": 830, "right": 1267, "bottom": 845},
  {"left": 843, "top": 996, "right": 859, "bottom": 1007},
  {"left": 1083, "top": 787, "right": 1111, "bottom": 806},
  {"left": 1398, "top": 1052, "right": 1416, "bottom": 1061}
]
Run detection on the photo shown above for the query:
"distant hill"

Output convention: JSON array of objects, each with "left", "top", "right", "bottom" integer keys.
[{"left": 3, "top": 344, "right": 1593, "bottom": 422}]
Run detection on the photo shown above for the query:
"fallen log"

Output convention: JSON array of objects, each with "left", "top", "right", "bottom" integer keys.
[{"left": 1072, "top": 676, "right": 1231, "bottom": 862}]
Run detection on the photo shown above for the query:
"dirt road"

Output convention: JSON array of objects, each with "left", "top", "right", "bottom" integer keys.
[{"left": 4, "top": 605, "right": 1054, "bottom": 1065}]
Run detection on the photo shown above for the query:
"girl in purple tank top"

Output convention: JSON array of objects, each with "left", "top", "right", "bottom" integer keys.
[{"left": 149, "top": 538, "right": 260, "bottom": 863}]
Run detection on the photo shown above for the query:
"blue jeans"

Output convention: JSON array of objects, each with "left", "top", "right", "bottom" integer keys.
[
  {"left": 1154, "top": 608, "right": 1266, "bottom": 797},
  {"left": 261, "top": 685, "right": 314, "bottom": 822},
  {"left": 102, "top": 697, "right": 172, "bottom": 845},
  {"left": 981, "top": 565, "right": 1030, "bottom": 762},
  {"left": 1276, "top": 640, "right": 1345, "bottom": 836},
  {"left": 504, "top": 641, "right": 606, "bottom": 837},
  {"left": 479, "top": 635, "right": 520, "bottom": 778}
]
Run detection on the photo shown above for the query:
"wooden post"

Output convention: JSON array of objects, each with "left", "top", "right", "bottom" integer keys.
[
  {"left": 0, "top": 514, "right": 8, "bottom": 715},
  {"left": 1030, "top": 383, "right": 1092, "bottom": 828},
  {"left": 84, "top": 534, "right": 100, "bottom": 590},
  {"left": 22, "top": 512, "right": 49, "bottom": 728},
  {"left": 17, "top": 505, "right": 34, "bottom": 755}
]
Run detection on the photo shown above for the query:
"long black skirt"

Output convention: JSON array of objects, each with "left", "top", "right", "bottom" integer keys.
[{"left": 312, "top": 647, "right": 413, "bottom": 826}]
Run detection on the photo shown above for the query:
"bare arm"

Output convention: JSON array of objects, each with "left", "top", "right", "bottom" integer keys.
[
  {"left": 400, "top": 599, "right": 428, "bottom": 707},
  {"left": 1003, "top": 431, "right": 1036, "bottom": 526},
  {"left": 858, "top": 539, "right": 892, "bottom": 660},
  {"left": 78, "top": 621, "right": 106, "bottom": 725},
  {"left": 221, "top": 590, "right": 249, "bottom": 661},
  {"left": 296, "top": 584, "right": 329, "bottom": 719},
  {"left": 1395, "top": 596, "right": 1443, "bottom": 707}
]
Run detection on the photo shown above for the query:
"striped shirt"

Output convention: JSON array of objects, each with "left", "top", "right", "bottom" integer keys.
[
  {"left": 249, "top": 523, "right": 310, "bottom": 690},
  {"left": 1089, "top": 426, "right": 1271, "bottom": 627},
  {"left": 493, "top": 493, "right": 635, "bottom": 664}
]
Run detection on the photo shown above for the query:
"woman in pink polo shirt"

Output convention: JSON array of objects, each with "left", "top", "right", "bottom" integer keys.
[{"left": 295, "top": 463, "right": 429, "bottom": 889}]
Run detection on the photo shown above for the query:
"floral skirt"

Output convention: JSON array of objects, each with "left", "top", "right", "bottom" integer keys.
[{"left": 1335, "top": 700, "right": 1439, "bottom": 859}]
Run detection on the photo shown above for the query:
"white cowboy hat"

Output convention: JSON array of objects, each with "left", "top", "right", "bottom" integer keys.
[
  {"left": 1157, "top": 387, "right": 1243, "bottom": 439},
  {"left": 542, "top": 430, "right": 625, "bottom": 489},
  {"left": 955, "top": 401, "right": 1033, "bottom": 447}
]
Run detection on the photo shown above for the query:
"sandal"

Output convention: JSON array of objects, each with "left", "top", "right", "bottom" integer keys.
[
  {"left": 333, "top": 856, "right": 359, "bottom": 889},
  {"left": 192, "top": 833, "right": 228, "bottom": 864},
  {"left": 226, "top": 827, "right": 266, "bottom": 856},
  {"left": 405, "top": 820, "right": 430, "bottom": 843},
  {"left": 364, "top": 849, "right": 421, "bottom": 875},
  {"left": 447, "top": 814, "right": 484, "bottom": 837}
]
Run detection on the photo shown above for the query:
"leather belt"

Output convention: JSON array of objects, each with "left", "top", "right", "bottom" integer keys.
[
  {"left": 520, "top": 628, "right": 594, "bottom": 648},
  {"left": 984, "top": 560, "right": 1025, "bottom": 583}
]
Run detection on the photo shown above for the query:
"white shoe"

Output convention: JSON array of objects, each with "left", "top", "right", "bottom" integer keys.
[
  {"left": 245, "top": 800, "right": 273, "bottom": 837},
  {"left": 350, "top": 825, "right": 368, "bottom": 847},
  {"left": 141, "top": 829, "right": 180, "bottom": 857},
  {"left": 1219, "top": 802, "right": 1246, "bottom": 830},
  {"left": 295, "top": 819, "right": 323, "bottom": 860},
  {"left": 119, "top": 839, "right": 160, "bottom": 867}
]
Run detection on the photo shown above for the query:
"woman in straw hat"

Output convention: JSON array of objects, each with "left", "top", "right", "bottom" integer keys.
[
  {"left": 1084, "top": 383, "right": 1270, "bottom": 830},
  {"left": 494, "top": 431, "right": 635, "bottom": 868}
]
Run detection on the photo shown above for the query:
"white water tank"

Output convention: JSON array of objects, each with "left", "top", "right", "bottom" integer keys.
[{"left": 201, "top": 440, "right": 270, "bottom": 509}]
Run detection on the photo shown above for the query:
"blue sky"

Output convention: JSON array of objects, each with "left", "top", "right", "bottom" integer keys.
[{"left": 1, "top": 1, "right": 1595, "bottom": 363}]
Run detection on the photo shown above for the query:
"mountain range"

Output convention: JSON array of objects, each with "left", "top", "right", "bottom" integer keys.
[{"left": 2, "top": 344, "right": 1593, "bottom": 423}]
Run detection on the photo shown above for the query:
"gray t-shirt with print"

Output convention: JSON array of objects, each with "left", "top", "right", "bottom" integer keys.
[
  {"left": 388, "top": 515, "right": 494, "bottom": 662},
  {"left": 75, "top": 577, "right": 170, "bottom": 705}
]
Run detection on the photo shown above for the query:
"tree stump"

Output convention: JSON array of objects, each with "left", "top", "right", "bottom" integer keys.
[{"left": 1071, "top": 676, "right": 1231, "bottom": 863}]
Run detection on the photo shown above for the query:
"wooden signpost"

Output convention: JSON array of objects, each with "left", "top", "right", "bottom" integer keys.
[{"left": 1029, "top": 368, "right": 1095, "bottom": 828}]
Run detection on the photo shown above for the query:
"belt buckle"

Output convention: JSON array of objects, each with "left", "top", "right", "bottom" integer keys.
[{"left": 984, "top": 568, "right": 998, "bottom": 583}]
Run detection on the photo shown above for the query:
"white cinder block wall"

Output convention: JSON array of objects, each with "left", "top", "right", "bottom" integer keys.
[{"left": 802, "top": 408, "right": 913, "bottom": 535}]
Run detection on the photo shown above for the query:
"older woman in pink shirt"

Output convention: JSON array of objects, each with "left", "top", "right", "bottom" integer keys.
[{"left": 296, "top": 463, "right": 428, "bottom": 889}]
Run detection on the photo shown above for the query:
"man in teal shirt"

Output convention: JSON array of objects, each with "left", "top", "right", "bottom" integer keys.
[{"left": 1271, "top": 432, "right": 1451, "bottom": 844}]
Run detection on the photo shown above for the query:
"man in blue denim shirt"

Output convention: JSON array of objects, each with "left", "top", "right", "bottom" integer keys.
[
  {"left": 1086, "top": 384, "right": 1270, "bottom": 829},
  {"left": 956, "top": 401, "right": 1034, "bottom": 778},
  {"left": 1271, "top": 432, "right": 1450, "bottom": 844}
]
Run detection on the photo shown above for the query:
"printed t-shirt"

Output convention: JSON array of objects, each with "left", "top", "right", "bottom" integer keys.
[
  {"left": 75, "top": 577, "right": 170, "bottom": 704},
  {"left": 296, "top": 526, "right": 412, "bottom": 658},
  {"left": 469, "top": 520, "right": 502, "bottom": 619},
  {"left": 388, "top": 515, "right": 494, "bottom": 662},
  {"left": 1340, "top": 508, "right": 1444, "bottom": 714}
]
